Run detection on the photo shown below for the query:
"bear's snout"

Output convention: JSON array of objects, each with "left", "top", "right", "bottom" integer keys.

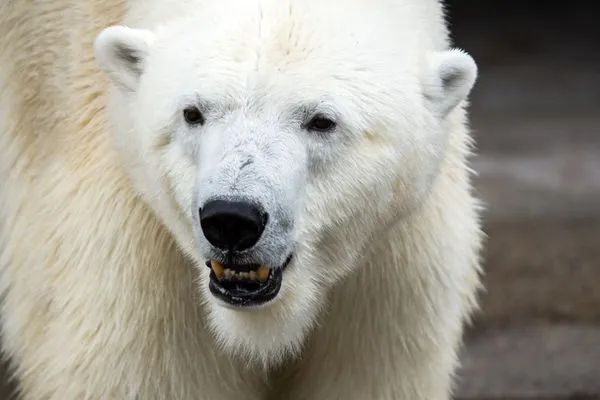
[{"left": 199, "top": 198, "right": 268, "bottom": 252}]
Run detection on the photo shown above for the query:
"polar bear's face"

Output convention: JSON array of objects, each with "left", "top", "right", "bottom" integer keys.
[{"left": 94, "top": 3, "right": 476, "bottom": 366}]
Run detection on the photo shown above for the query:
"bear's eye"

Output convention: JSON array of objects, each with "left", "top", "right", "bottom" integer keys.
[
  {"left": 305, "top": 115, "right": 337, "bottom": 133},
  {"left": 183, "top": 106, "right": 205, "bottom": 126}
]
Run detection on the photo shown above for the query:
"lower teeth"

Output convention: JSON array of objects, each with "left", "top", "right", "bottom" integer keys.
[
  {"left": 209, "top": 259, "right": 271, "bottom": 282},
  {"left": 256, "top": 265, "right": 270, "bottom": 281}
]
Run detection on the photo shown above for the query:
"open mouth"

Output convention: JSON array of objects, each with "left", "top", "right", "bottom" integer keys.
[{"left": 206, "top": 255, "right": 292, "bottom": 307}]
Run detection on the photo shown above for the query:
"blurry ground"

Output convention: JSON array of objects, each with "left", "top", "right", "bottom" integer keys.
[
  {"left": 450, "top": 2, "right": 600, "bottom": 399},
  {"left": 2, "top": 2, "right": 599, "bottom": 399}
]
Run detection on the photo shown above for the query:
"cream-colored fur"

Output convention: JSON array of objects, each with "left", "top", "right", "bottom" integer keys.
[{"left": 0, "top": 0, "right": 483, "bottom": 399}]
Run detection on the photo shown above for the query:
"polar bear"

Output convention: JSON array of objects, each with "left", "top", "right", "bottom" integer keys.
[{"left": 0, "top": 0, "right": 482, "bottom": 398}]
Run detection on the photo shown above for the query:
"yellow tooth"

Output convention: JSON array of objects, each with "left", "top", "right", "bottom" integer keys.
[
  {"left": 210, "top": 259, "right": 225, "bottom": 279},
  {"left": 257, "top": 265, "right": 270, "bottom": 282}
]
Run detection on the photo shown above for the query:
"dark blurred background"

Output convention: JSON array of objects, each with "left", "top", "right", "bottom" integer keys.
[
  {"left": 449, "top": 2, "right": 600, "bottom": 399},
  {"left": 2, "top": 2, "right": 599, "bottom": 399}
]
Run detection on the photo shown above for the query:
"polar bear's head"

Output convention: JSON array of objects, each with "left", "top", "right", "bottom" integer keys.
[{"left": 94, "top": 0, "right": 477, "bottom": 367}]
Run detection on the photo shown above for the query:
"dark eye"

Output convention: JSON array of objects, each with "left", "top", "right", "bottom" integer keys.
[
  {"left": 306, "top": 115, "right": 337, "bottom": 132},
  {"left": 183, "top": 106, "right": 205, "bottom": 125}
]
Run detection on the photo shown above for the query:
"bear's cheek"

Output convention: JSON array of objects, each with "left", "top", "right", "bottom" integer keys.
[{"left": 159, "top": 143, "right": 197, "bottom": 222}]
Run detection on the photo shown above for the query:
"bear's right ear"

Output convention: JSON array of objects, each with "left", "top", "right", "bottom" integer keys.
[{"left": 94, "top": 26, "right": 155, "bottom": 92}]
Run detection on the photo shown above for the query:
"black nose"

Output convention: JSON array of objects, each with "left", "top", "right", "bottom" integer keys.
[{"left": 199, "top": 199, "right": 268, "bottom": 251}]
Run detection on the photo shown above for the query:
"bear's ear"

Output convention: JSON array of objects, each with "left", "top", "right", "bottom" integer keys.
[
  {"left": 94, "top": 25, "right": 155, "bottom": 92},
  {"left": 423, "top": 48, "right": 478, "bottom": 118}
]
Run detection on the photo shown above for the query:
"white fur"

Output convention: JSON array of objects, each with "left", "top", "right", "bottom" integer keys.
[
  {"left": 0, "top": 0, "right": 483, "bottom": 398},
  {"left": 94, "top": 26, "right": 155, "bottom": 91}
]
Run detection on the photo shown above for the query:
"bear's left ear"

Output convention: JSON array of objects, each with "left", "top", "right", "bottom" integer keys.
[
  {"left": 423, "top": 48, "right": 478, "bottom": 118},
  {"left": 94, "top": 25, "right": 155, "bottom": 92}
]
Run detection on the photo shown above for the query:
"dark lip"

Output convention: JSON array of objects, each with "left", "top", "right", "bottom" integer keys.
[{"left": 206, "top": 254, "right": 293, "bottom": 307}]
